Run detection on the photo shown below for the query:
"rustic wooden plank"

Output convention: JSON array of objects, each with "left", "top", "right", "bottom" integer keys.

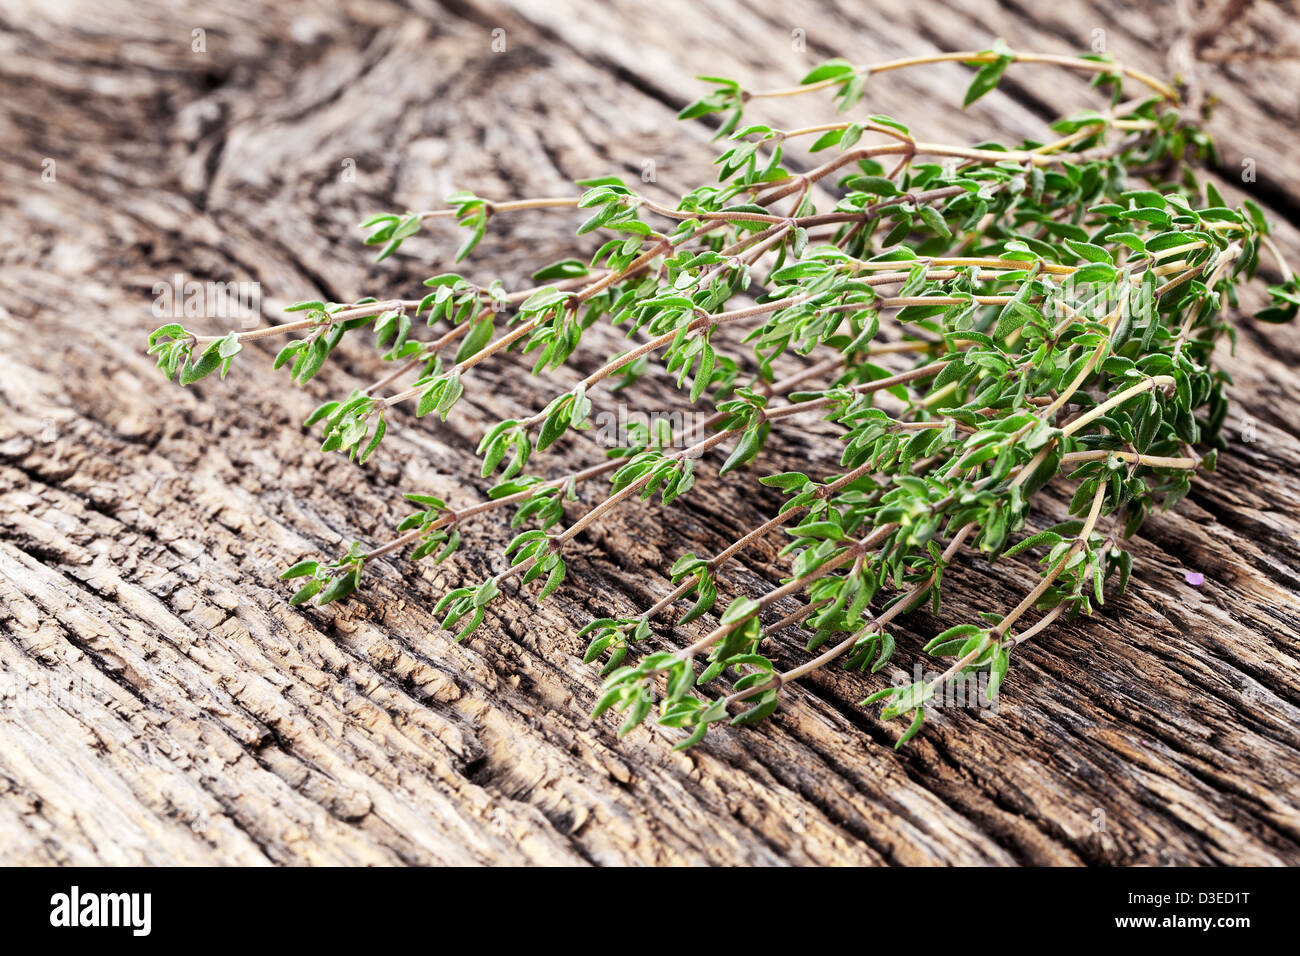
[{"left": 0, "top": 0, "right": 1297, "bottom": 865}]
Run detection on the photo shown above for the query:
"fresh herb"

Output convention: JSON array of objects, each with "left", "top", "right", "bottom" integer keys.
[{"left": 148, "top": 46, "right": 1295, "bottom": 750}]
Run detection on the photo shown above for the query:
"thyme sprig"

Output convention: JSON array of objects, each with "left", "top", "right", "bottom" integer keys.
[{"left": 147, "top": 43, "right": 1297, "bottom": 749}]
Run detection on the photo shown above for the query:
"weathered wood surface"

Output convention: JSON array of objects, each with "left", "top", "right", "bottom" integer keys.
[{"left": 1, "top": 0, "right": 1298, "bottom": 866}]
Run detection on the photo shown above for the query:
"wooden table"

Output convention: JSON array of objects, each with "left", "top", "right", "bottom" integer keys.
[{"left": 1, "top": 0, "right": 1297, "bottom": 865}]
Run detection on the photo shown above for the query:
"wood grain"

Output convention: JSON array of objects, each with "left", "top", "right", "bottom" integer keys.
[{"left": 0, "top": 0, "right": 1297, "bottom": 865}]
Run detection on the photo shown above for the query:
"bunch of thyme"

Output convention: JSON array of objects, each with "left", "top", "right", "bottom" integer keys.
[{"left": 148, "top": 44, "right": 1298, "bottom": 748}]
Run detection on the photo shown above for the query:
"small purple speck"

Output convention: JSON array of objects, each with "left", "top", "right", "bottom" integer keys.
[{"left": 1184, "top": 571, "right": 1205, "bottom": 587}]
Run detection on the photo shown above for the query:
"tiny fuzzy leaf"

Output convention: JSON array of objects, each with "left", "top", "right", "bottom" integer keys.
[
  {"left": 436, "top": 372, "right": 463, "bottom": 419},
  {"left": 318, "top": 571, "right": 358, "bottom": 606},
  {"left": 789, "top": 520, "right": 844, "bottom": 541},
  {"left": 618, "top": 693, "right": 654, "bottom": 738},
  {"left": 148, "top": 323, "right": 186, "bottom": 345},
  {"left": 861, "top": 688, "right": 895, "bottom": 706},
  {"left": 409, "top": 536, "right": 442, "bottom": 562},
  {"left": 672, "top": 722, "right": 711, "bottom": 751},
  {"left": 422, "top": 273, "right": 465, "bottom": 289},
  {"left": 1122, "top": 189, "right": 1166, "bottom": 209},
  {"left": 1109, "top": 232, "right": 1147, "bottom": 255},
  {"left": 1242, "top": 198, "right": 1269, "bottom": 235},
  {"left": 570, "top": 385, "right": 592, "bottom": 429},
  {"left": 591, "top": 684, "right": 628, "bottom": 721},
  {"left": 474, "top": 577, "right": 501, "bottom": 608},
  {"left": 294, "top": 338, "right": 329, "bottom": 383},
  {"left": 507, "top": 529, "right": 547, "bottom": 557},
  {"left": 679, "top": 577, "right": 717, "bottom": 625},
  {"left": 273, "top": 340, "right": 305, "bottom": 370},
  {"left": 1255, "top": 304, "right": 1298, "bottom": 324},
  {"left": 868, "top": 114, "right": 909, "bottom": 134},
  {"left": 455, "top": 317, "right": 495, "bottom": 363},
  {"left": 390, "top": 215, "right": 422, "bottom": 240},
  {"left": 289, "top": 579, "right": 322, "bottom": 605},
  {"left": 280, "top": 560, "right": 318, "bottom": 580},
  {"left": 987, "top": 646, "right": 1010, "bottom": 700},
  {"left": 690, "top": 343, "right": 716, "bottom": 402},
  {"left": 809, "top": 128, "right": 844, "bottom": 152},
  {"left": 520, "top": 552, "right": 547, "bottom": 584},
  {"left": 179, "top": 346, "right": 222, "bottom": 385},
  {"left": 454, "top": 214, "right": 486, "bottom": 262},
  {"left": 718, "top": 426, "right": 764, "bottom": 476},
  {"left": 923, "top": 623, "right": 982, "bottom": 653},
  {"left": 481, "top": 435, "right": 509, "bottom": 476},
  {"left": 872, "top": 632, "right": 896, "bottom": 673},
  {"left": 303, "top": 400, "right": 338, "bottom": 427},
  {"left": 1064, "top": 239, "right": 1113, "bottom": 264},
  {"left": 720, "top": 596, "right": 760, "bottom": 626},
  {"left": 532, "top": 258, "right": 589, "bottom": 281},
  {"left": 536, "top": 559, "right": 567, "bottom": 602},
  {"left": 994, "top": 301, "right": 1038, "bottom": 340},
  {"left": 434, "top": 530, "right": 462, "bottom": 563},
  {"left": 730, "top": 691, "right": 780, "bottom": 726},
  {"left": 416, "top": 380, "right": 443, "bottom": 418},
  {"left": 801, "top": 58, "right": 856, "bottom": 84},
  {"left": 917, "top": 204, "right": 951, "bottom": 240},
  {"left": 216, "top": 332, "right": 242, "bottom": 359},
  {"left": 880, "top": 681, "right": 934, "bottom": 720},
  {"left": 759, "top": 471, "right": 809, "bottom": 490},
  {"left": 1073, "top": 262, "right": 1119, "bottom": 283},
  {"left": 519, "top": 286, "right": 571, "bottom": 313},
  {"left": 359, "top": 416, "right": 386, "bottom": 463},
  {"left": 1002, "top": 530, "right": 1064, "bottom": 559},
  {"left": 538, "top": 397, "right": 573, "bottom": 450},
  {"left": 847, "top": 176, "right": 900, "bottom": 197},
  {"left": 958, "top": 632, "right": 991, "bottom": 659},
  {"left": 575, "top": 175, "right": 629, "bottom": 189},
  {"left": 963, "top": 49, "right": 1012, "bottom": 107},
  {"left": 433, "top": 589, "right": 472, "bottom": 619},
  {"left": 895, "top": 707, "right": 926, "bottom": 749},
  {"left": 455, "top": 608, "right": 485, "bottom": 641},
  {"left": 834, "top": 73, "right": 867, "bottom": 112}
]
